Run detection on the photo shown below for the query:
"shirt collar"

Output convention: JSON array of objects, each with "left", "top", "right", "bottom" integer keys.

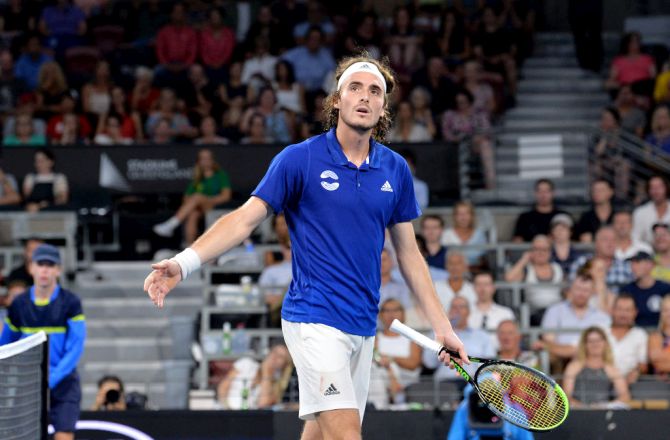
[
  {"left": 30, "top": 284, "right": 61, "bottom": 305},
  {"left": 325, "top": 128, "right": 381, "bottom": 169}
]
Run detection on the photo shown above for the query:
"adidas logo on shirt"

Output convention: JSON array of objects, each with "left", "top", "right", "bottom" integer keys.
[
  {"left": 381, "top": 181, "right": 393, "bottom": 192},
  {"left": 324, "top": 383, "right": 340, "bottom": 396}
]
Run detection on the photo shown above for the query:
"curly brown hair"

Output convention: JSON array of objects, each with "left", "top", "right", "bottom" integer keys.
[{"left": 322, "top": 54, "right": 397, "bottom": 143}]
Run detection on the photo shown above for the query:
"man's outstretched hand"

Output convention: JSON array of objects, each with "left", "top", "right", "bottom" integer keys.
[{"left": 143, "top": 259, "right": 182, "bottom": 308}]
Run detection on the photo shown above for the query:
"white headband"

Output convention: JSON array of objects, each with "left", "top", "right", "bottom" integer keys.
[{"left": 336, "top": 62, "right": 387, "bottom": 93}]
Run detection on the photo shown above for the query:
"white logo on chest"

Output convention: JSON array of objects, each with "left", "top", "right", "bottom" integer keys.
[{"left": 320, "top": 170, "right": 339, "bottom": 191}]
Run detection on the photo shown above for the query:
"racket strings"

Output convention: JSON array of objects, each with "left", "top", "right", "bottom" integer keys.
[{"left": 476, "top": 363, "right": 567, "bottom": 430}]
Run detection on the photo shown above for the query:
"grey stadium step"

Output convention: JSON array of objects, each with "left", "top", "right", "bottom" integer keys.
[
  {"left": 501, "top": 119, "right": 598, "bottom": 131},
  {"left": 515, "top": 92, "right": 608, "bottom": 107},
  {"left": 81, "top": 360, "right": 178, "bottom": 383},
  {"left": 521, "top": 67, "right": 590, "bottom": 79},
  {"left": 86, "top": 318, "right": 171, "bottom": 338},
  {"left": 82, "top": 337, "right": 173, "bottom": 362},
  {"left": 82, "top": 297, "right": 203, "bottom": 318},
  {"left": 524, "top": 57, "right": 579, "bottom": 68},
  {"left": 504, "top": 107, "right": 598, "bottom": 120}
]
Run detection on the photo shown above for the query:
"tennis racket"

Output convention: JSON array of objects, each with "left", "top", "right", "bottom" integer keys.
[{"left": 390, "top": 319, "right": 569, "bottom": 432}]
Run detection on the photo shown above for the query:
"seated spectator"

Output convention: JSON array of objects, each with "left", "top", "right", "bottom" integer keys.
[
  {"left": 240, "top": 112, "right": 275, "bottom": 144},
  {"left": 562, "top": 326, "right": 630, "bottom": 408},
  {"left": 3, "top": 98, "right": 47, "bottom": 139},
  {"left": 22, "top": 148, "right": 69, "bottom": 212},
  {"left": 592, "top": 107, "right": 632, "bottom": 201},
  {"left": 3, "top": 114, "right": 47, "bottom": 147},
  {"left": 151, "top": 118, "right": 173, "bottom": 144},
  {"left": 605, "top": 32, "right": 656, "bottom": 96},
  {"left": 472, "top": 6, "right": 518, "bottom": 99},
  {"left": 273, "top": 60, "right": 306, "bottom": 116},
  {"left": 620, "top": 251, "right": 670, "bottom": 327},
  {"left": 34, "top": 61, "right": 69, "bottom": 120},
  {"left": 613, "top": 85, "right": 646, "bottom": 137},
  {"left": 154, "top": 2, "right": 197, "bottom": 87},
  {"left": 183, "top": 64, "right": 217, "bottom": 126},
  {"left": 497, "top": 319, "right": 539, "bottom": 369},
  {"left": 281, "top": 26, "right": 336, "bottom": 93},
  {"left": 81, "top": 60, "right": 113, "bottom": 118},
  {"left": 217, "top": 61, "right": 252, "bottom": 109},
  {"left": 399, "top": 150, "right": 428, "bottom": 210},
  {"left": 153, "top": 148, "right": 232, "bottom": 244},
  {"left": 612, "top": 210, "right": 652, "bottom": 260},
  {"left": 299, "top": 89, "right": 327, "bottom": 139},
  {"left": 408, "top": 87, "right": 437, "bottom": 140},
  {"left": 469, "top": 272, "right": 515, "bottom": 335},
  {"left": 461, "top": 60, "right": 495, "bottom": 116},
  {"left": 46, "top": 94, "right": 92, "bottom": 143},
  {"left": 648, "top": 296, "right": 670, "bottom": 374},
  {"left": 632, "top": 176, "right": 670, "bottom": 245},
  {"left": 292, "top": 1, "right": 335, "bottom": 45},
  {"left": 569, "top": 226, "right": 632, "bottom": 287},
  {"left": 368, "top": 299, "right": 422, "bottom": 408},
  {"left": 241, "top": 36, "right": 277, "bottom": 90},
  {"left": 198, "top": 7, "right": 235, "bottom": 82},
  {"left": 386, "top": 6, "right": 422, "bottom": 80},
  {"left": 217, "top": 344, "right": 293, "bottom": 410},
  {"left": 195, "top": 116, "right": 228, "bottom": 145},
  {"left": 550, "top": 214, "right": 582, "bottom": 278},
  {"left": 145, "top": 88, "right": 197, "bottom": 141},
  {"left": 379, "top": 248, "right": 411, "bottom": 310},
  {"left": 575, "top": 179, "right": 615, "bottom": 243},
  {"left": 91, "top": 375, "right": 126, "bottom": 411},
  {"left": 53, "top": 113, "right": 88, "bottom": 145},
  {"left": 242, "top": 4, "right": 286, "bottom": 56},
  {"left": 506, "top": 234, "right": 563, "bottom": 317},
  {"left": 258, "top": 233, "right": 292, "bottom": 327},
  {"left": 420, "top": 215, "right": 447, "bottom": 269},
  {"left": 438, "top": 8, "right": 470, "bottom": 64},
  {"left": 441, "top": 89, "right": 494, "bottom": 189},
  {"left": 337, "top": 12, "right": 383, "bottom": 61},
  {"left": 534, "top": 274, "right": 611, "bottom": 372},
  {"left": 104, "top": 86, "right": 143, "bottom": 141},
  {"left": 423, "top": 296, "right": 494, "bottom": 387},
  {"left": 38, "top": 0, "right": 87, "bottom": 56},
  {"left": 14, "top": 34, "right": 52, "bottom": 92},
  {"left": 129, "top": 66, "right": 160, "bottom": 116},
  {"left": 388, "top": 101, "right": 432, "bottom": 143},
  {"left": 435, "top": 252, "right": 477, "bottom": 310},
  {"left": 5, "top": 239, "right": 42, "bottom": 294},
  {"left": 512, "top": 179, "right": 565, "bottom": 242},
  {"left": 442, "top": 200, "right": 488, "bottom": 268},
  {"left": 412, "top": 57, "right": 457, "bottom": 117},
  {"left": 0, "top": 165, "right": 21, "bottom": 208},
  {"left": 653, "top": 56, "right": 670, "bottom": 104},
  {"left": 652, "top": 223, "right": 670, "bottom": 282},
  {"left": 645, "top": 104, "right": 670, "bottom": 156},
  {"left": 240, "top": 87, "right": 292, "bottom": 144},
  {"left": 607, "top": 294, "right": 648, "bottom": 384},
  {"left": 93, "top": 114, "right": 133, "bottom": 145}
]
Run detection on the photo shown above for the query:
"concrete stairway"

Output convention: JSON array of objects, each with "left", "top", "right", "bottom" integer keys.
[
  {"left": 471, "top": 33, "right": 617, "bottom": 205},
  {"left": 74, "top": 262, "right": 203, "bottom": 409}
]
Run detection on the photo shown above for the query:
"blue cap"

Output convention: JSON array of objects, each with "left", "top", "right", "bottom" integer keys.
[{"left": 32, "top": 244, "right": 61, "bottom": 265}]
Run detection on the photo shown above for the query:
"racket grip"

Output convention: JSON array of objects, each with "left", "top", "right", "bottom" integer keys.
[{"left": 390, "top": 319, "right": 443, "bottom": 355}]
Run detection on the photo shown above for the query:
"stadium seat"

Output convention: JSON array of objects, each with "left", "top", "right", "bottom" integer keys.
[
  {"left": 93, "top": 25, "right": 125, "bottom": 55},
  {"left": 64, "top": 46, "right": 101, "bottom": 78}
]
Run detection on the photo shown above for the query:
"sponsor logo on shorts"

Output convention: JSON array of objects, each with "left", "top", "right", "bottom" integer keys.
[{"left": 323, "top": 383, "right": 340, "bottom": 396}]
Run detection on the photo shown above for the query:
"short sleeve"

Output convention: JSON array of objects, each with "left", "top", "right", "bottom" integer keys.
[
  {"left": 388, "top": 160, "right": 421, "bottom": 225},
  {"left": 540, "top": 304, "right": 559, "bottom": 329},
  {"left": 252, "top": 144, "right": 306, "bottom": 214},
  {"left": 66, "top": 294, "right": 84, "bottom": 320}
]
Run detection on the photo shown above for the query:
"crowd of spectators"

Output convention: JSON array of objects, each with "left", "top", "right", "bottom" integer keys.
[{"left": 0, "top": 0, "right": 531, "bottom": 154}]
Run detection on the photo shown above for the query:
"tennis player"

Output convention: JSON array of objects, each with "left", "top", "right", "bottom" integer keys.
[
  {"left": 0, "top": 244, "right": 86, "bottom": 440},
  {"left": 144, "top": 55, "right": 468, "bottom": 439}
]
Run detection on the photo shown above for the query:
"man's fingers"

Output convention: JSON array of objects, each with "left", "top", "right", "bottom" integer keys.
[{"left": 458, "top": 347, "right": 470, "bottom": 365}]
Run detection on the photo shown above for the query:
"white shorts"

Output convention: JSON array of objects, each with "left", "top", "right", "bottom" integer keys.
[{"left": 281, "top": 319, "right": 375, "bottom": 422}]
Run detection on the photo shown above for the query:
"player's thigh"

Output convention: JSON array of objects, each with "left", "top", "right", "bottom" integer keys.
[{"left": 314, "top": 408, "right": 361, "bottom": 440}]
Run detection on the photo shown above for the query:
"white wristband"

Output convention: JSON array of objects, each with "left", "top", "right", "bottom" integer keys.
[{"left": 171, "top": 248, "right": 201, "bottom": 280}]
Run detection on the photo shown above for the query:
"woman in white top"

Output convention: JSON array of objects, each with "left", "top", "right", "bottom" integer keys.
[
  {"left": 388, "top": 100, "right": 432, "bottom": 143},
  {"left": 82, "top": 60, "right": 112, "bottom": 116},
  {"left": 505, "top": 235, "right": 563, "bottom": 311},
  {"left": 442, "top": 200, "right": 488, "bottom": 268},
  {"left": 273, "top": 60, "right": 305, "bottom": 115},
  {"left": 368, "top": 299, "right": 422, "bottom": 408},
  {"left": 22, "top": 148, "right": 69, "bottom": 212}
]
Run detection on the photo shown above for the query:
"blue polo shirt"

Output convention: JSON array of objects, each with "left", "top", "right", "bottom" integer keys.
[{"left": 252, "top": 128, "right": 421, "bottom": 336}]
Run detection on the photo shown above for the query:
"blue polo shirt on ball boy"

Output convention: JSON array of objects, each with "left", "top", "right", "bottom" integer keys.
[{"left": 253, "top": 128, "right": 421, "bottom": 336}]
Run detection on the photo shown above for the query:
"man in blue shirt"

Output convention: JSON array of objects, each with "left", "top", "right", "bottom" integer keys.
[
  {"left": 14, "top": 35, "right": 52, "bottom": 91},
  {"left": 1, "top": 244, "right": 86, "bottom": 440},
  {"left": 281, "top": 26, "right": 336, "bottom": 92},
  {"left": 145, "top": 55, "right": 468, "bottom": 440}
]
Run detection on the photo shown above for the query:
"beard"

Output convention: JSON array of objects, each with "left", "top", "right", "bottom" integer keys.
[{"left": 339, "top": 111, "right": 379, "bottom": 133}]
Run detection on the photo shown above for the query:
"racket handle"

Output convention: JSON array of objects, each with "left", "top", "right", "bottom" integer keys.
[{"left": 390, "top": 319, "right": 443, "bottom": 355}]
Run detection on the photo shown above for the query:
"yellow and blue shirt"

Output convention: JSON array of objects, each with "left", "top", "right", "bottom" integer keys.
[
  {"left": 1, "top": 285, "right": 86, "bottom": 389},
  {"left": 252, "top": 128, "right": 421, "bottom": 336}
]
